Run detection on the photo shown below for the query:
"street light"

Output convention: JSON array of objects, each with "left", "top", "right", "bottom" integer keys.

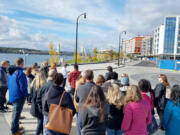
[
  {"left": 75, "top": 12, "right": 86, "bottom": 64},
  {"left": 118, "top": 31, "right": 126, "bottom": 66}
]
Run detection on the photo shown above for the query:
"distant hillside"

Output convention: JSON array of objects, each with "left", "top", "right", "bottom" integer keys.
[{"left": 0, "top": 47, "right": 73, "bottom": 56}]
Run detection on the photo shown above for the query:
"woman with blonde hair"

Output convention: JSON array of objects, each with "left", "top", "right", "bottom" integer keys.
[
  {"left": 96, "top": 75, "right": 105, "bottom": 86},
  {"left": 121, "top": 85, "right": 152, "bottom": 135},
  {"left": 106, "top": 83, "right": 124, "bottom": 135},
  {"left": 32, "top": 62, "right": 39, "bottom": 76},
  {"left": 30, "top": 69, "right": 47, "bottom": 135},
  {"left": 154, "top": 74, "right": 170, "bottom": 130}
]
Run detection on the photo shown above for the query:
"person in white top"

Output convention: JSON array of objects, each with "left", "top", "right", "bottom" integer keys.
[{"left": 61, "top": 63, "right": 69, "bottom": 89}]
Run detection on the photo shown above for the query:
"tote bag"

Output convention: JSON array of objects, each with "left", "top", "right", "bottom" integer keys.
[{"left": 46, "top": 91, "right": 73, "bottom": 134}]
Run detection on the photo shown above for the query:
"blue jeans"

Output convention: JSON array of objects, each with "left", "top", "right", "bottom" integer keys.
[
  {"left": 11, "top": 98, "right": 25, "bottom": 133},
  {"left": 36, "top": 115, "right": 43, "bottom": 135},
  {"left": 43, "top": 115, "right": 66, "bottom": 135},
  {"left": 106, "top": 128, "right": 123, "bottom": 135},
  {"left": 77, "top": 112, "right": 82, "bottom": 135}
]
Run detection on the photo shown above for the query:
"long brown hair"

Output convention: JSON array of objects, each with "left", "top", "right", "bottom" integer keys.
[
  {"left": 96, "top": 75, "right": 105, "bottom": 86},
  {"left": 159, "top": 74, "right": 169, "bottom": 87},
  {"left": 82, "top": 85, "right": 106, "bottom": 122}
]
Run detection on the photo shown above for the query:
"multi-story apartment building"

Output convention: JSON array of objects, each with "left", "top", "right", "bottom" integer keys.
[
  {"left": 142, "top": 36, "right": 153, "bottom": 56},
  {"left": 122, "top": 36, "right": 144, "bottom": 55},
  {"left": 153, "top": 24, "right": 165, "bottom": 55},
  {"left": 152, "top": 16, "right": 180, "bottom": 58}
]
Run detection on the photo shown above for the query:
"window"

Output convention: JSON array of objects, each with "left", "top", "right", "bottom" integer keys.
[
  {"left": 177, "top": 48, "right": 180, "bottom": 53},
  {"left": 178, "top": 42, "right": 180, "bottom": 47}
]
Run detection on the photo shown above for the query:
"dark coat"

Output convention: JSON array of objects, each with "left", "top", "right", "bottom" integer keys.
[
  {"left": 30, "top": 81, "right": 42, "bottom": 118},
  {"left": 44, "top": 85, "right": 76, "bottom": 115},
  {"left": 105, "top": 72, "right": 113, "bottom": 81},
  {"left": 36, "top": 80, "right": 54, "bottom": 116},
  {"left": 106, "top": 104, "right": 124, "bottom": 130},
  {"left": 154, "top": 83, "right": 167, "bottom": 110}
]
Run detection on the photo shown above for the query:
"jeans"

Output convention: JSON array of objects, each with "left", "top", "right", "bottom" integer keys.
[
  {"left": 106, "top": 128, "right": 123, "bottom": 135},
  {"left": 36, "top": 115, "right": 43, "bottom": 135},
  {"left": 63, "top": 78, "right": 66, "bottom": 89},
  {"left": 77, "top": 112, "right": 82, "bottom": 135},
  {"left": 43, "top": 115, "right": 66, "bottom": 135},
  {"left": 44, "top": 115, "right": 49, "bottom": 135},
  {"left": 11, "top": 98, "right": 25, "bottom": 133}
]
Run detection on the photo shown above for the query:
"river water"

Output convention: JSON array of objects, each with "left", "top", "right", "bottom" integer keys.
[{"left": 0, "top": 53, "right": 72, "bottom": 66}]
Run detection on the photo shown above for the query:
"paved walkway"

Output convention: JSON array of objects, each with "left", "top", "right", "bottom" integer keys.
[{"left": 1, "top": 60, "right": 180, "bottom": 135}]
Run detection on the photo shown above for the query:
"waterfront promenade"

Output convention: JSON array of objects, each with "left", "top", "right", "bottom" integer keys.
[{"left": 1, "top": 60, "right": 180, "bottom": 135}]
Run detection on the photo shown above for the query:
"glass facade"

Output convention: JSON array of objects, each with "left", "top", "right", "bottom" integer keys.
[{"left": 164, "top": 17, "right": 176, "bottom": 54}]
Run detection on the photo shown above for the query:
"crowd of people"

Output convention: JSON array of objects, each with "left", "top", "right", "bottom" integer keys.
[{"left": 0, "top": 58, "right": 180, "bottom": 135}]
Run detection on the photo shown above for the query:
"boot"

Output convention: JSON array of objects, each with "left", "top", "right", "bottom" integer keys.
[{"left": 11, "top": 130, "right": 24, "bottom": 135}]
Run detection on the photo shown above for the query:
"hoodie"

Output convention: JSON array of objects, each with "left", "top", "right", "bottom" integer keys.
[
  {"left": 81, "top": 102, "right": 109, "bottom": 135},
  {"left": 8, "top": 66, "right": 28, "bottom": 103}
]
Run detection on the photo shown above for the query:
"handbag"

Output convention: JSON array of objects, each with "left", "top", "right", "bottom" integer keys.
[
  {"left": 45, "top": 91, "right": 73, "bottom": 134},
  {"left": 147, "top": 115, "right": 158, "bottom": 134}
]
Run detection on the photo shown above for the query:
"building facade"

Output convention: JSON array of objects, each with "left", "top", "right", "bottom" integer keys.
[
  {"left": 142, "top": 36, "right": 153, "bottom": 56},
  {"left": 153, "top": 24, "right": 165, "bottom": 55},
  {"left": 164, "top": 16, "right": 180, "bottom": 56}
]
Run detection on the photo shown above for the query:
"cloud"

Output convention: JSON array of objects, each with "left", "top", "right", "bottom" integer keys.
[{"left": 0, "top": 0, "right": 180, "bottom": 51}]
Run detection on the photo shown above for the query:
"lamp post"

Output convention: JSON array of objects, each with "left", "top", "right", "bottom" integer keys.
[
  {"left": 75, "top": 13, "right": 86, "bottom": 64},
  {"left": 118, "top": 31, "right": 126, "bottom": 66}
]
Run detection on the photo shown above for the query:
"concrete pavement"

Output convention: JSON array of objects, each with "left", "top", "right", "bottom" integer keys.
[{"left": 1, "top": 60, "right": 180, "bottom": 135}]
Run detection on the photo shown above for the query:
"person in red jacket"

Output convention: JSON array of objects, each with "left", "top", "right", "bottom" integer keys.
[{"left": 68, "top": 64, "right": 81, "bottom": 96}]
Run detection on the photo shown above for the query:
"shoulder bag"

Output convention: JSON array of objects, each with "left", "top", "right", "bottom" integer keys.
[{"left": 45, "top": 91, "right": 73, "bottom": 134}]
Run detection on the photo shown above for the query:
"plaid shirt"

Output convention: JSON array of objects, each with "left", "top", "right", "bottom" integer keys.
[{"left": 68, "top": 70, "right": 81, "bottom": 89}]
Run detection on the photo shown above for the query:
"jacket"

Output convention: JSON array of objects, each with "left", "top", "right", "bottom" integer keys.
[
  {"left": 8, "top": 66, "right": 28, "bottom": 103},
  {"left": 76, "top": 82, "right": 95, "bottom": 112},
  {"left": 121, "top": 99, "right": 152, "bottom": 135},
  {"left": 141, "top": 91, "right": 154, "bottom": 111},
  {"left": 0, "top": 67, "right": 7, "bottom": 88},
  {"left": 36, "top": 80, "right": 54, "bottom": 116},
  {"left": 105, "top": 72, "right": 112, "bottom": 81},
  {"left": 44, "top": 85, "right": 76, "bottom": 115},
  {"left": 163, "top": 100, "right": 180, "bottom": 135},
  {"left": 106, "top": 104, "right": 124, "bottom": 130},
  {"left": 26, "top": 74, "right": 34, "bottom": 94},
  {"left": 154, "top": 83, "right": 167, "bottom": 110},
  {"left": 30, "top": 81, "right": 42, "bottom": 118},
  {"left": 81, "top": 102, "right": 109, "bottom": 135},
  {"left": 68, "top": 70, "right": 81, "bottom": 88},
  {"left": 102, "top": 80, "right": 121, "bottom": 95}
]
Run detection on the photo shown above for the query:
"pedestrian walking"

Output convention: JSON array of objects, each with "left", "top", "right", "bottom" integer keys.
[
  {"left": 121, "top": 85, "right": 152, "bottom": 135},
  {"left": 105, "top": 66, "right": 113, "bottom": 81},
  {"left": 81, "top": 85, "right": 109, "bottom": 135},
  {"left": 154, "top": 74, "right": 169, "bottom": 130},
  {"left": 68, "top": 64, "right": 81, "bottom": 96},
  {"left": 30, "top": 69, "right": 47, "bottom": 135},
  {"left": 106, "top": 83, "right": 124, "bottom": 135},
  {"left": 96, "top": 74, "right": 105, "bottom": 87},
  {"left": 61, "top": 63, "right": 69, "bottom": 89},
  {"left": 76, "top": 70, "right": 95, "bottom": 135},
  {"left": 44, "top": 73, "right": 76, "bottom": 135},
  {"left": 0, "top": 61, "right": 9, "bottom": 111},
  {"left": 163, "top": 85, "right": 180, "bottom": 135},
  {"left": 8, "top": 57, "right": 28, "bottom": 135},
  {"left": 36, "top": 69, "right": 57, "bottom": 135},
  {"left": 25, "top": 67, "right": 34, "bottom": 104},
  {"left": 120, "top": 73, "right": 129, "bottom": 95}
]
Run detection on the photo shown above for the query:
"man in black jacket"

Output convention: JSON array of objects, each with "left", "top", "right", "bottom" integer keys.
[
  {"left": 36, "top": 69, "right": 56, "bottom": 135},
  {"left": 105, "top": 66, "right": 113, "bottom": 81},
  {"left": 76, "top": 70, "right": 95, "bottom": 135}
]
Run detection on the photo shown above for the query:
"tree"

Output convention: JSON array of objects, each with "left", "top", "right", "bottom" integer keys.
[{"left": 77, "top": 52, "right": 81, "bottom": 63}]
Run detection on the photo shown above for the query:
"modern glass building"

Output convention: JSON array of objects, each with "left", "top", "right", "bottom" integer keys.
[{"left": 164, "top": 16, "right": 180, "bottom": 56}]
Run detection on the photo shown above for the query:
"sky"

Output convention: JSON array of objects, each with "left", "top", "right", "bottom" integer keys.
[{"left": 0, "top": 0, "right": 180, "bottom": 52}]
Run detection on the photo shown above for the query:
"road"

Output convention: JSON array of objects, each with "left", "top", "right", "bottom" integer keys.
[{"left": 2, "top": 61, "right": 180, "bottom": 135}]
